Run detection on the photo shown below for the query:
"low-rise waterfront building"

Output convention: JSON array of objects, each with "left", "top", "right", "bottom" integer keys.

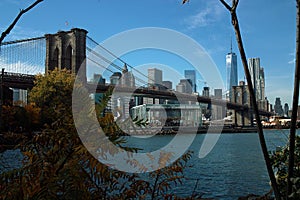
[
  {"left": 131, "top": 104, "right": 202, "bottom": 127},
  {"left": 13, "top": 89, "right": 27, "bottom": 105}
]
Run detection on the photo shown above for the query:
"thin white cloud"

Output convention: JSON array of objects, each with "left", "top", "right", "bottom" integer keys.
[
  {"left": 288, "top": 58, "right": 295, "bottom": 65},
  {"left": 185, "top": 8, "right": 213, "bottom": 29},
  {"left": 2, "top": 26, "right": 45, "bottom": 42},
  {"left": 184, "top": 2, "right": 224, "bottom": 29},
  {"left": 206, "top": 45, "right": 226, "bottom": 56},
  {"left": 288, "top": 51, "right": 296, "bottom": 65}
]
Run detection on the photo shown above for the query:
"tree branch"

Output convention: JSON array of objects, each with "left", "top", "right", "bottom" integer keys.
[
  {"left": 219, "top": 0, "right": 232, "bottom": 11},
  {"left": 220, "top": 1, "right": 282, "bottom": 199},
  {"left": 182, "top": 0, "right": 190, "bottom": 4},
  {"left": 55, "top": 148, "right": 74, "bottom": 176},
  {"left": 287, "top": 0, "right": 300, "bottom": 197},
  {"left": 0, "top": 0, "right": 43, "bottom": 45},
  {"left": 232, "top": 0, "right": 239, "bottom": 12}
]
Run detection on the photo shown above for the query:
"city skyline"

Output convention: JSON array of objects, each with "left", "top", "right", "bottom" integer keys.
[{"left": 0, "top": 0, "right": 298, "bottom": 106}]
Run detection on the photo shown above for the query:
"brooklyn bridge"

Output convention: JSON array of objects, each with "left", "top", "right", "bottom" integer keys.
[{"left": 0, "top": 28, "right": 272, "bottom": 127}]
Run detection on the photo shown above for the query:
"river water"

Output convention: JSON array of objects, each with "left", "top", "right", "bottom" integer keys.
[
  {"left": 125, "top": 129, "right": 294, "bottom": 199},
  {"left": 0, "top": 129, "right": 296, "bottom": 199}
]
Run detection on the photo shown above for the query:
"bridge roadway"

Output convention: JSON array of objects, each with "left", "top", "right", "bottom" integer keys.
[
  {"left": 2, "top": 72, "right": 35, "bottom": 90},
  {"left": 1, "top": 74, "right": 272, "bottom": 116},
  {"left": 87, "top": 83, "right": 272, "bottom": 116}
]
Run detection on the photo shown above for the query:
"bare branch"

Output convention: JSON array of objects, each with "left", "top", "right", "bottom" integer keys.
[
  {"left": 220, "top": 2, "right": 282, "bottom": 199},
  {"left": 232, "top": 0, "right": 239, "bottom": 11},
  {"left": 219, "top": 0, "right": 232, "bottom": 11},
  {"left": 287, "top": 0, "right": 300, "bottom": 196},
  {"left": 0, "top": 0, "right": 43, "bottom": 45}
]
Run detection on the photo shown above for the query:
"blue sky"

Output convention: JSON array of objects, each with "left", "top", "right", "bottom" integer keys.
[{"left": 0, "top": 0, "right": 297, "bottom": 107}]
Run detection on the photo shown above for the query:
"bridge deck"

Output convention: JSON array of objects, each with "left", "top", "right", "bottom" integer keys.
[{"left": 1, "top": 73, "right": 272, "bottom": 116}]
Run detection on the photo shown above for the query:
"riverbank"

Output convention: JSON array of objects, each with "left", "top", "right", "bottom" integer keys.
[
  {"left": 133, "top": 126, "right": 299, "bottom": 135},
  {"left": 122, "top": 126, "right": 258, "bottom": 136}
]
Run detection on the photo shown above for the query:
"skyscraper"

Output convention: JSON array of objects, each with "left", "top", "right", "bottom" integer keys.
[
  {"left": 249, "top": 58, "right": 260, "bottom": 100},
  {"left": 259, "top": 67, "right": 265, "bottom": 100},
  {"left": 148, "top": 68, "right": 162, "bottom": 87},
  {"left": 92, "top": 73, "right": 105, "bottom": 85},
  {"left": 214, "top": 89, "right": 223, "bottom": 99},
  {"left": 274, "top": 97, "right": 284, "bottom": 116},
  {"left": 284, "top": 103, "right": 289, "bottom": 117},
  {"left": 248, "top": 58, "right": 265, "bottom": 100},
  {"left": 162, "top": 81, "right": 172, "bottom": 90},
  {"left": 226, "top": 46, "right": 238, "bottom": 99},
  {"left": 176, "top": 79, "right": 193, "bottom": 94},
  {"left": 184, "top": 70, "right": 197, "bottom": 93},
  {"left": 212, "top": 89, "right": 225, "bottom": 120}
]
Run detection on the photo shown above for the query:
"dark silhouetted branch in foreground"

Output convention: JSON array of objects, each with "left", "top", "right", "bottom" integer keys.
[
  {"left": 287, "top": 0, "right": 300, "bottom": 197},
  {"left": 0, "top": 0, "right": 43, "bottom": 45},
  {"left": 219, "top": 0, "right": 281, "bottom": 199}
]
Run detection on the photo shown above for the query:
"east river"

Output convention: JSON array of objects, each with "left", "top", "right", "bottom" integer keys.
[
  {"left": 125, "top": 129, "right": 297, "bottom": 199},
  {"left": 1, "top": 129, "right": 298, "bottom": 199}
]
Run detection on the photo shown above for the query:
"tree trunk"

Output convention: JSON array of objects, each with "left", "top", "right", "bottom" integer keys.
[
  {"left": 230, "top": 12, "right": 281, "bottom": 199},
  {"left": 287, "top": 0, "right": 300, "bottom": 197}
]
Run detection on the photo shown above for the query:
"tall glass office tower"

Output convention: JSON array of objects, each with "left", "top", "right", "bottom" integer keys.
[
  {"left": 184, "top": 70, "right": 197, "bottom": 93},
  {"left": 226, "top": 49, "right": 238, "bottom": 99},
  {"left": 248, "top": 57, "right": 265, "bottom": 101}
]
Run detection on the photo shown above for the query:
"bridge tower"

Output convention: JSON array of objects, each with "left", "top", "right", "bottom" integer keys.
[{"left": 45, "top": 28, "right": 87, "bottom": 81}]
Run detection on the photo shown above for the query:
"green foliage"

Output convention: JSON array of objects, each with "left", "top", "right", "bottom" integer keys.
[
  {"left": 2, "top": 103, "right": 40, "bottom": 132},
  {"left": 29, "top": 68, "right": 74, "bottom": 125},
  {"left": 0, "top": 69, "right": 194, "bottom": 199},
  {"left": 270, "top": 136, "right": 300, "bottom": 199}
]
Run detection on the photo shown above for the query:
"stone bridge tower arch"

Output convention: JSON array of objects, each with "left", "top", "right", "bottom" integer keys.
[{"left": 45, "top": 28, "right": 87, "bottom": 82}]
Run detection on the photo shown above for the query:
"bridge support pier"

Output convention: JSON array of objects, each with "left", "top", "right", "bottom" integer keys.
[
  {"left": 235, "top": 110, "right": 245, "bottom": 127},
  {"left": 233, "top": 109, "right": 253, "bottom": 127}
]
